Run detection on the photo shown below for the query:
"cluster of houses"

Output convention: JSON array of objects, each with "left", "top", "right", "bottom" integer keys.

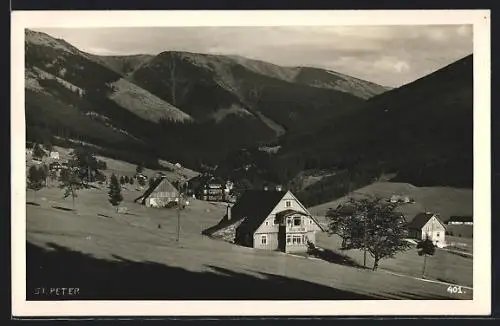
[
  {"left": 133, "top": 173, "right": 238, "bottom": 209},
  {"left": 27, "top": 148, "right": 60, "bottom": 164},
  {"left": 201, "top": 189, "right": 473, "bottom": 253},
  {"left": 389, "top": 194, "right": 414, "bottom": 204},
  {"left": 126, "top": 163, "right": 474, "bottom": 253}
]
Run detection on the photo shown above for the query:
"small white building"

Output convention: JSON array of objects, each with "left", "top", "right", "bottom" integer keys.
[
  {"left": 49, "top": 151, "right": 60, "bottom": 160},
  {"left": 390, "top": 194, "right": 412, "bottom": 203},
  {"left": 447, "top": 216, "right": 473, "bottom": 226},
  {"left": 407, "top": 212, "right": 446, "bottom": 247},
  {"left": 134, "top": 176, "right": 179, "bottom": 208}
]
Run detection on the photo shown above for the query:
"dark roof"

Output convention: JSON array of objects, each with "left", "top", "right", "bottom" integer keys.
[
  {"left": 448, "top": 216, "right": 473, "bottom": 223},
  {"left": 208, "top": 176, "right": 224, "bottom": 185},
  {"left": 232, "top": 190, "right": 286, "bottom": 234},
  {"left": 188, "top": 174, "right": 224, "bottom": 190},
  {"left": 202, "top": 190, "right": 285, "bottom": 235},
  {"left": 327, "top": 204, "right": 356, "bottom": 216},
  {"left": 407, "top": 212, "right": 445, "bottom": 229},
  {"left": 134, "top": 176, "right": 178, "bottom": 204}
]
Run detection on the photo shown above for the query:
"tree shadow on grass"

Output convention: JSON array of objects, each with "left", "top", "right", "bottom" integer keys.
[
  {"left": 27, "top": 242, "right": 378, "bottom": 301},
  {"left": 51, "top": 205, "right": 75, "bottom": 212},
  {"left": 309, "top": 247, "right": 368, "bottom": 270}
]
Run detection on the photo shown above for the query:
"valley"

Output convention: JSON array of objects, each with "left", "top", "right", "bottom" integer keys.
[{"left": 22, "top": 27, "right": 475, "bottom": 302}]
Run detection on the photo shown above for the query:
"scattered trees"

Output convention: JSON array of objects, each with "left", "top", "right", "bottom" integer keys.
[
  {"left": 326, "top": 204, "right": 358, "bottom": 249},
  {"left": 95, "top": 171, "right": 106, "bottom": 183},
  {"left": 41, "top": 164, "right": 49, "bottom": 186},
  {"left": 48, "top": 169, "right": 58, "bottom": 185},
  {"left": 27, "top": 165, "right": 46, "bottom": 202},
  {"left": 44, "top": 141, "right": 53, "bottom": 152},
  {"left": 417, "top": 238, "right": 436, "bottom": 278},
  {"left": 326, "top": 195, "right": 412, "bottom": 270},
  {"left": 136, "top": 163, "right": 144, "bottom": 174},
  {"left": 59, "top": 168, "right": 71, "bottom": 183},
  {"left": 70, "top": 147, "right": 106, "bottom": 185},
  {"left": 108, "top": 173, "right": 123, "bottom": 211},
  {"left": 32, "top": 144, "right": 46, "bottom": 160},
  {"left": 59, "top": 168, "right": 83, "bottom": 210}
]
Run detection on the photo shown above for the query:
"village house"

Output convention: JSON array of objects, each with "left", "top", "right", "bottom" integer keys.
[
  {"left": 134, "top": 175, "right": 179, "bottom": 208},
  {"left": 49, "top": 151, "right": 60, "bottom": 160},
  {"left": 447, "top": 216, "right": 473, "bottom": 226},
  {"left": 389, "top": 194, "right": 413, "bottom": 203},
  {"left": 188, "top": 174, "right": 232, "bottom": 202},
  {"left": 201, "top": 177, "right": 225, "bottom": 201},
  {"left": 407, "top": 212, "right": 447, "bottom": 247},
  {"left": 49, "top": 162, "right": 62, "bottom": 171},
  {"left": 202, "top": 190, "right": 325, "bottom": 253},
  {"left": 135, "top": 173, "right": 147, "bottom": 183}
]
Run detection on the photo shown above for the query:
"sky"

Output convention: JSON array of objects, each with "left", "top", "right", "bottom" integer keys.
[{"left": 34, "top": 25, "right": 473, "bottom": 87}]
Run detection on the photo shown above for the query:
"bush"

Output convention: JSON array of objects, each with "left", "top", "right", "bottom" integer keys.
[{"left": 164, "top": 201, "right": 178, "bottom": 209}]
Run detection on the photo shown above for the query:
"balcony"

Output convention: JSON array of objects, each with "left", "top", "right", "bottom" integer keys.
[{"left": 287, "top": 226, "right": 306, "bottom": 232}]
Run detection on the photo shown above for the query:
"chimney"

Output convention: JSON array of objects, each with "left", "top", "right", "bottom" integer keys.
[{"left": 227, "top": 204, "right": 232, "bottom": 221}]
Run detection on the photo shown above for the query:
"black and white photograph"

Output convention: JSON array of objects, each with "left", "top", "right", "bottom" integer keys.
[{"left": 11, "top": 10, "right": 491, "bottom": 316}]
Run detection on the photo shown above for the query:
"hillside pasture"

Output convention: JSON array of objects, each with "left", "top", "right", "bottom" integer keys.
[
  {"left": 26, "top": 145, "right": 199, "bottom": 184},
  {"left": 316, "top": 233, "right": 473, "bottom": 288},
  {"left": 308, "top": 181, "right": 473, "bottom": 225},
  {"left": 26, "top": 184, "right": 472, "bottom": 300}
]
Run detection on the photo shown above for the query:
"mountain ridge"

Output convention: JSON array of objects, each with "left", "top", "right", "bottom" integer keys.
[
  {"left": 24, "top": 28, "right": 388, "bottom": 169},
  {"left": 25, "top": 28, "right": 472, "bottom": 200},
  {"left": 277, "top": 54, "right": 473, "bottom": 206}
]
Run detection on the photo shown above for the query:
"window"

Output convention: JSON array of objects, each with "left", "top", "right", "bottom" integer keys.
[
  {"left": 265, "top": 221, "right": 269, "bottom": 226},
  {"left": 286, "top": 235, "right": 291, "bottom": 244},
  {"left": 261, "top": 235, "right": 267, "bottom": 245},
  {"left": 292, "top": 235, "right": 302, "bottom": 244},
  {"left": 285, "top": 201, "right": 292, "bottom": 207},
  {"left": 294, "top": 217, "right": 301, "bottom": 226},
  {"left": 436, "top": 232, "right": 440, "bottom": 237}
]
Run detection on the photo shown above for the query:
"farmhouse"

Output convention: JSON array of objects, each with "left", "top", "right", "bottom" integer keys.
[
  {"left": 447, "top": 216, "right": 473, "bottom": 226},
  {"left": 389, "top": 194, "right": 412, "bottom": 203},
  {"left": 188, "top": 174, "right": 230, "bottom": 202},
  {"left": 200, "top": 177, "right": 225, "bottom": 201},
  {"left": 49, "top": 151, "right": 60, "bottom": 160},
  {"left": 134, "top": 175, "right": 179, "bottom": 208},
  {"left": 135, "top": 173, "right": 147, "bottom": 182},
  {"left": 407, "top": 212, "right": 446, "bottom": 246},
  {"left": 49, "top": 162, "right": 62, "bottom": 171},
  {"left": 203, "top": 190, "right": 325, "bottom": 253}
]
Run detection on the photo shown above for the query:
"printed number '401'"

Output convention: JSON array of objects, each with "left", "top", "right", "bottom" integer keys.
[{"left": 447, "top": 286, "right": 464, "bottom": 294}]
